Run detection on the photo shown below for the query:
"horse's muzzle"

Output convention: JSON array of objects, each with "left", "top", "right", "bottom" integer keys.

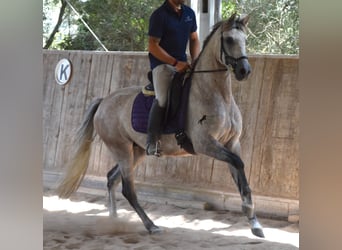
[{"left": 235, "top": 59, "right": 251, "bottom": 81}]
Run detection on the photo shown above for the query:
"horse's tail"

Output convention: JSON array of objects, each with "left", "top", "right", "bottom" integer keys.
[{"left": 56, "top": 98, "right": 103, "bottom": 198}]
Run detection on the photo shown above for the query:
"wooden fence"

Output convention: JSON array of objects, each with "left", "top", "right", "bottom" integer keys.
[{"left": 43, "top": 50, "right": 299, "bottom": 217}]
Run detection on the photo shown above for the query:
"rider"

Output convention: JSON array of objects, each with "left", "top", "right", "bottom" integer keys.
[{"left": 146, "top": 0, "right": 200, "bottom": 156}]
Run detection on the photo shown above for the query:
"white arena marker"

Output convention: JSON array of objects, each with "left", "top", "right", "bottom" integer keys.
[{"left": 55, "top": 58, "right": 72, "bottom": 85}]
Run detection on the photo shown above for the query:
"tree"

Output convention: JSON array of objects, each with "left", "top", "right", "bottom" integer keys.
[
  {"left": 43, "top": 0, "right": 67, "bottom": 49},
  {"left": 49, "top": 0, "right": 161, "bottom": 51},
  {"left": 43, "top": 0, "right": 299, "bottom": 54},
  {"left": 221, "top": 0, "right": 299, "bottom": 54}
]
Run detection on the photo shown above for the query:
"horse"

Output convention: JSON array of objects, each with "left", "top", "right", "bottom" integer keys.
[{"left": 56, "top": 13, "right": 265, "bottom": 238}]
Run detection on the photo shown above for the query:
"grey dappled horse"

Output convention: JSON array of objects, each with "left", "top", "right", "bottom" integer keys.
[{"left": 57, "top": 13, "right": 264, "bottom": 238}]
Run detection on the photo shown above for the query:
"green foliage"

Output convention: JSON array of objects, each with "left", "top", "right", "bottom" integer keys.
[
  {"left": 43, "top": 0, "right": 298, "bottom": 54},
  {"left": 55, "top": 0, "right": 161, "bottom": 51},
  {"left": 222, "top": 0, "right": 299, "bottom": 54},
  {"left": 43, "top": 0, "right": 61, "bottom": 45}
]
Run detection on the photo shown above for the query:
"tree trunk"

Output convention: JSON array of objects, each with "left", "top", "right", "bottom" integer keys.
[{"left": 43, "top": 0, "right": 67, "bottom": 49}]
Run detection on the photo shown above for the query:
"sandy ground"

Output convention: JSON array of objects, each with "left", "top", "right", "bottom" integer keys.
[{"left": 43, "top": 188, "right": 299, "bottom": 250}]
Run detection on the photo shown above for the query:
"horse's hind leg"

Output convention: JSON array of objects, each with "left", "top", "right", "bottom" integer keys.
[
  {"left": 106, "top": 145, "right": 147, "bottom": 218},
  {"left": 112, "top": 144, "right": 161, "bottom": 233},
  {"left": 121, "top": 173, "right": 161, "bottom": 234},
  {"left": 107, "top": 164, "right": 121, "bottom": 217},
  {"left": 226, "top": 141, "right": 264, "bottom": 238}
]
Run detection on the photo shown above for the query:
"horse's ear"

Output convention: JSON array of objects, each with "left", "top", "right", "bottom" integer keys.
[
  {"left": 228, "top": 12, "right": 238, "bottom": 24},
  {"left": 239, "top": 14, "right": 250, "bottom": 26}
]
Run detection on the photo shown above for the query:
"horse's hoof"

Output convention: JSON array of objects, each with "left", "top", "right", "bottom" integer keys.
[
  {"left": 109, "top": 211, "right": 117, "bottom": 218},
  {"left": 249, "top": 217, "right": 264, "bottom": 238},
  {"left": 149, "top": 225, "right": 163, "bottom": 234},
  {"left": 251, "top": 227, "right": 265, "bottom": 238},
  {"left": 108, "top": 207, "right": 118, "bottom": 218}
]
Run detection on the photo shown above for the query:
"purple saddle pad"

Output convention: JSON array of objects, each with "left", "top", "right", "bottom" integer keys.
[{"left": 131, "top": 93, "right": 178, "bottom": 134}]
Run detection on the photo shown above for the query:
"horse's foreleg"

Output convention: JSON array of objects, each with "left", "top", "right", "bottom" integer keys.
[
  {"left": 196, "top": 137, "right": 264, "bottom": 237},
  {"left": 228, "top": 164, "right": 264, "bottom": 237},
  {"left": 107, "top": 164, "right": 121, "bottom": 217},
  {"left": 226, "top": 141, "right": 264, "bottom": 238}
]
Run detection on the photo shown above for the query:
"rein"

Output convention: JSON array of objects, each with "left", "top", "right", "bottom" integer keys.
[{"left": 192, "top": 68, "right": 228, "bottom": 73}]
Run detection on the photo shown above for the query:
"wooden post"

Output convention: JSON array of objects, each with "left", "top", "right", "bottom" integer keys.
[{"left": 189, "top": 0, "right": 222, "bottom": 45}]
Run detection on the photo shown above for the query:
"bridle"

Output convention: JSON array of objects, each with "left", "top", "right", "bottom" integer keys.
[
  {"left": 220, "top": 31, "right": 248, "bottom": 72},
  {"left": 192, "top": 25, "right": 248, "bottom": 74}
]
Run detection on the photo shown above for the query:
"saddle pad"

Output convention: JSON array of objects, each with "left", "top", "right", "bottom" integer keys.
[{"left": 131, "top": 92, "right": 178, "bottom": 134}]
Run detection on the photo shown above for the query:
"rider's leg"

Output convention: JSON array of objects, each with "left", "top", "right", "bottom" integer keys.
[
  {"left": 152, "top": 64, "right": 175, "bottom": 108},
  {"left": 146, "top": 64, "right": 175, "bottom": 156},
  {"left": 146, "top": 99, "right": 165, "bottom": 156}
]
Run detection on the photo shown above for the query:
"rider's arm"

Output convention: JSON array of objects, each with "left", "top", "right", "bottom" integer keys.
[
  {"left": 189, "top": 31, "right": 200, "bottom": 63},
  {"left": 148, "top": 36, "right": 190, "bottom": 72},
  {"left": 148, "top": 36, "right": 177, "bottom": 66}
]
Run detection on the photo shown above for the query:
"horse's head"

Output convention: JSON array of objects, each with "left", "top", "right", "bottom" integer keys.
[{"left": 221, "top": 13, "right": 251, "bottom": 81}]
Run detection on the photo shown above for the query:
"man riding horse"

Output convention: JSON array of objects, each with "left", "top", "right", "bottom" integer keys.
[{"left": 146, "top": 0, "right": 200, "bottom": 156}]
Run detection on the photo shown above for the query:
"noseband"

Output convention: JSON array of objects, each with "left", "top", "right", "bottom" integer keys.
[{"left": 220, "top": 30, "right": 248, "bottom": 72}]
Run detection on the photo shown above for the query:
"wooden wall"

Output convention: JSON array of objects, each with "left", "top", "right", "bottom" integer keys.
[{"left": 43, "top": 50, "right": 299, "bottom": 200}]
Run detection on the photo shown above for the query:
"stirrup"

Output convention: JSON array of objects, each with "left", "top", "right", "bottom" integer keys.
[{"left": 146, "top": 141, "right": 161, "bottom": 157}]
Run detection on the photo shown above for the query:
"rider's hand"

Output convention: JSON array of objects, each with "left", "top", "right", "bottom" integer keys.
[{"left": 175, "top": 61, "right": 190, "bottom": 73}]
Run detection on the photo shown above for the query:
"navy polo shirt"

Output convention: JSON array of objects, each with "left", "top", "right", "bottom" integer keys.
[{"left": 148, "top": 1, "right": 197, "bottom": 69}]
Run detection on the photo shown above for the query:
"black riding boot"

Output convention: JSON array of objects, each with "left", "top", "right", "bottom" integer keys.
[{"left": 146, "top": 99, "right": 165, "bottom": 156}]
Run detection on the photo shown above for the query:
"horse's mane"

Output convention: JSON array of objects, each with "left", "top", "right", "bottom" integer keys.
[
  {"left": 190, "top": 22, "right": 222, "bottom": 72},
  {"left": 202, "top": 21, "right": 224, "bottom": 50}
]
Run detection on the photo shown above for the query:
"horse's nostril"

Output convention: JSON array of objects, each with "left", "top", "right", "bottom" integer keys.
[{"left": 240, "top": 68, "right": 246, "bottom": 75}]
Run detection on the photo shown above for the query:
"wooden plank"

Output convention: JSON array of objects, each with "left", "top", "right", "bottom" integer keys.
[
  {"left": 233, "top": 57, "right": 266, "bottom": 182},
  {"left": 192, "top": 155, "right": 213, "bottom": 186},
  {"left": 169, "top": 157, "right": 193, "bottom": 183},
  {"left": 102, "top": 53, "right": 115, "bottom": 97},
  {"left": 43, "top": 51, "right": 68, "bottom": 170},
  {"left": 109, "top": 54, "right": 122, "bottom": 91},
  {"left": 271, "top": 59, "right": 299, "bottom": 139},
  {"left": 248, "top": 57, "right": 279, "bottom": 195},
  {"left": 43, "top": 52, "right": 58, "bottom": 169},
  {"left": 211, "top": 159, "right": 236, "bottom": 192},
  {"left": 131, "top": 53, "right": 150, "bottom": 86},
  {"left": 143, "top": 156, "right": 169, "bottom": 180},
  {"left": 249, "top": 58, "right": 299, "bottom": 199},
  {"left": 268, "top": 59, "right": 298, "bottom": 199},
  {"left": 96, "top": 53, "right": 117, "bottom": 176},
  {"left": 54, "top": 52, "right": 92, "bottom": 171},
  {"left": 85, "top": 53, "right": 109, "bottom": 176}
]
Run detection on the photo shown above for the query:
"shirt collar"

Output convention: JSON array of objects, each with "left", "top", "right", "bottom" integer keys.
[{"left": 163, "top": 0, "right": 183, "bottom": 14}]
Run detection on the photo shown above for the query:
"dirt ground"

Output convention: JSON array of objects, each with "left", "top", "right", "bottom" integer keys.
[{"left": 43, "top": 188, "right": 299, "bottom": 250}]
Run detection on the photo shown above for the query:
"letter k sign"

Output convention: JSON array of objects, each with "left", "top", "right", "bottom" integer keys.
[
  {"left": 55, "top": 59, "right": 72, "bottom": 85},
  {"left": 60, "top": 64, "right": 69, "bottom": 81}
]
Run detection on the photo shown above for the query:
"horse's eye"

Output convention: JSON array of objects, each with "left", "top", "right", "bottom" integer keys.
[{"left": 226, "top": 37, "right": 234, "bottom": 44}]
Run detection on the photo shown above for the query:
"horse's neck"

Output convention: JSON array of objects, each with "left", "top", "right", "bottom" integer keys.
[{"left": 192, "top": 34, "right": 233, "bottom": 103}]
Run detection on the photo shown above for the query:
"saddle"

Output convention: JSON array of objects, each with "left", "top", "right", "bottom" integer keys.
[
  {"left": 141, "top": 71, "right": 155, "bottom": 96},
  {"left": 131, "top": 71, "right": 195, "bottom": 154}
]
